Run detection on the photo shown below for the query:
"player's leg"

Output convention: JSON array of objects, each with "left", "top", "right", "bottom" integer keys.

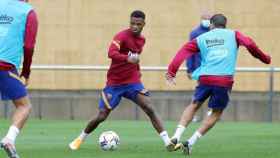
[
  {"left": 135, "top": 93, "right": 165, "bottom": 133},
  {"left": 84, "top": 109, "right": 111, "bottom": 134},
  {"left": 69, "top": 109, "right": 111, "bottom": 150},
  {"left": 172, "top": 101, "right": 203, "bottom": 143},
  {"left": 180, "top": 86, "right": 230, "bottom": 155},
  {"left": 11, "top": 97, "right": 32, "bottom": 130},
  {"left": 134, "top": 93, "right": 174, "bottom": 150},
  {"left": 197, "top": 109, "right": 223, "bottom": 136},
  {"left": 124, "top": 83, "right": 173, "bottom": 151},
  {"left": 172, "top": 85, "right": 211, "bottom": 143},
  {"left": 0, "top": 70, "right": 31, "bottom": 158},
  {"left": 181, "top": 109, "right": 223, "bottom": 155},
  {"left": 69, "top": 86, "right": 121, "bottom": 150},
  {"left": 1, "top": 97, "right": 32, "bottom": 158}
]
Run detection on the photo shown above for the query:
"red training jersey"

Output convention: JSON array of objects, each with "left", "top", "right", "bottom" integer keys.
[{"left": 106, "top": 29, "right": 145, "bottom": 86}]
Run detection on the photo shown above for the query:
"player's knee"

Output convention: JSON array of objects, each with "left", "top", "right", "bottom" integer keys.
[
  {"left": 189, "top": 102, "right": 201, "bottom": 111},
  {"left": 143, "top": 106, "right": 155, "bottom": 117},
  {"left": 212, "top": 109, "right": 223, "bottom": 115},
  {"left": 97, "top": 113, "right": 109, "bottom": 122},
  {"left": 144, "top": 98, "right": 152, "bottom": 105},
  {"left": 14, "top": 96, "right": 32, "bottom": 108},
  {"left": 204, "top": 120, "right": 216, "bottom": 128},
  {"left": 25, "top": 104, "right": 32, "bottom": 113},
  {"left": 15, "top": 101, "right": 32, "bottom": 113},
  {"left": 21, "top": 104, "right": 32, "bottom": 115}
]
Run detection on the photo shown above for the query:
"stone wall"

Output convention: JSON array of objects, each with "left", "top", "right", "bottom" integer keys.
[{"left": 1, "top": 90, "right": 279, "bottom": 122}]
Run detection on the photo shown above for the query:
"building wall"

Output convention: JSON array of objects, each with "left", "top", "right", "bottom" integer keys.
[{"left": 28, "top": 0, "right": 280, "bottom": 91}]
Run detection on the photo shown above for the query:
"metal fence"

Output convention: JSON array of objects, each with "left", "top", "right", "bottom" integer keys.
[{"left": 2, "top": 65, "right": 280, "bottom": 122}]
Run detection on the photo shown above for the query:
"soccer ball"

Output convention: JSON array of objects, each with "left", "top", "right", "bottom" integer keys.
[{"left": 98, "top": 131, "right": 120, "bottom": 151}]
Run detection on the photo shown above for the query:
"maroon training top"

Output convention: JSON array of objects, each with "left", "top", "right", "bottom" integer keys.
[{"left": 106, "top": 29, "right": 145, "bottom": 86}]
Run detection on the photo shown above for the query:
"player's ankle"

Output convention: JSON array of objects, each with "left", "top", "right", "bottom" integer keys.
[
  {"left": 173, "top": 124, "right": 185, "bottom": 141},
  {"left": 4, "top": 126, "right": 20, "bottom": 144},
  {"left": 159, "top": 131, "right": 171, "bottom": 146},
  {"left": 1, "top": 137, "right": 15, "bottom": 146},
  {"left": 188, "top": 131, "right": 202, "bottom": 146},
  {"left": 79, "top": 131, "right": 89, "bottom": 141}
]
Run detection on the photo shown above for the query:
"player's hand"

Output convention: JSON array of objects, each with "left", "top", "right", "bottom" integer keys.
[
  {"left": 20, "top": 77, "right": 29, "bottom": 86},
  {"left": 127, "top": 52, "right": 139, "bottom": 64},
  {"left": 264, "top": 55, "right": 271, "bottom": 64},
  {"left": 165, "top": 73, "right": 176, "bottom": 85}
]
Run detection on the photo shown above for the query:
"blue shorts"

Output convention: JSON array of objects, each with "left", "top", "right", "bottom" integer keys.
[
  {"left": 193, "top": 84, "right": 231, "bottom": 109},
  {"left": 99, "top": 83, "right": 150, "bottom": 110},
  {"left": 0, "top": 69, "right": 27, "bottom": 101}
]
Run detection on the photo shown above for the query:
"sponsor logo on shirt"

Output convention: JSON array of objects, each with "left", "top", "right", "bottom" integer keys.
[
  {"left": 0, "top": 15, "right": 14, "bottom": 24},
  {"left": 206, "top": 38, "right": 224, "bottom": 48}
]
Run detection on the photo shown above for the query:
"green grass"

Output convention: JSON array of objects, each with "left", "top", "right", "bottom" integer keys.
[{"left": 0, "top": 120, "right": 279, "bottom": 158}]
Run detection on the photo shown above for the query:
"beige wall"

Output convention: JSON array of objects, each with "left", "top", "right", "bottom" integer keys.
[{"left": 29, "top": 0, "right": 280, "bottom": 91}]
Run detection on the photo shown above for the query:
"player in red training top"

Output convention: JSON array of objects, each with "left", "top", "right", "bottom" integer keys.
[{"left": 69, "top": 10, "right": 174, "bottom": 151}]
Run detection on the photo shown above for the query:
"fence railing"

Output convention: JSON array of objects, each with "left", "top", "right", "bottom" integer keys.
[
  {"left": 2, "top": 65, "right": 280, "bottom": 122},
  {"left": 21, "top": 65, "right": 280, "bottom": 72}
]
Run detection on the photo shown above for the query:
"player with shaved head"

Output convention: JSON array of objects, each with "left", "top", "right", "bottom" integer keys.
[
  {"left": 166, "top": 14, "right": 271, "bottom": 155},
  {"left": 0, "top": 0, "right": 38, "bottom": 157}
]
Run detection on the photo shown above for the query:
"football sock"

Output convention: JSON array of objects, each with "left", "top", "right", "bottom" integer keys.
[
  {"left": 188, "top": 131, "right": 202, "bottom": 146},
  {"left": 159, "top": 131, "right": 171, "bottom": 146},
  {"left": 4, "top": 125, "right": 20, "bottom": 144},
  {"left": 173, "top": 124, "right": 185, "bottom": 141},
  {"left": 79, "top": 130, "right": 89, "bottom": 141}
]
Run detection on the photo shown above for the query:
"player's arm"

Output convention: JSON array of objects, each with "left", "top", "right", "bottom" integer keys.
[
  {"left": 108, "top": 35, "right": 128, "bottom": 61},
  {"left": 20, "top": 10, "right": 38, "bottom": 85},
  {"left": 108, "top": 35, "right": 139, "bottom": 64},
  {"left": 235, "top": 31, "right": 271, "bottom": 64},
  {"left": 166, "top": 39, "right": 199, "bottom": 84}
]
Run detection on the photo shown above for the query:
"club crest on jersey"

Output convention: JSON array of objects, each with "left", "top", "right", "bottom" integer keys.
[{"left": 0, "top": 15, "right": 14, "bottom": 24}]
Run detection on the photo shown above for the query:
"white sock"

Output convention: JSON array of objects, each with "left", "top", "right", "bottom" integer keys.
[
  {"left": 5, "top": 125, "right": 20, "bottom": 144},
  {"left": 188, "top": 131, "right": 202, "bottom": 146},
  {"left": 78, "top": 131, "right": 89, "bottom": 141},
  {"left": 159, "top": 131, "right": 171, "bottom": 146},
  {"left": 172, "top": 124, "right": 186, "bottom": 141}
]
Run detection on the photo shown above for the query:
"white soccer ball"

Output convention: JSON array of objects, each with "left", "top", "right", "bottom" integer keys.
[{"left": 98, "top": 131, "right": 120, "bottom": 151}]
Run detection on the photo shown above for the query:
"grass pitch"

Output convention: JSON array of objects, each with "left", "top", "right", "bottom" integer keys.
[{"left": 0, "top": 120, "right": 279, "bottom": 158}]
